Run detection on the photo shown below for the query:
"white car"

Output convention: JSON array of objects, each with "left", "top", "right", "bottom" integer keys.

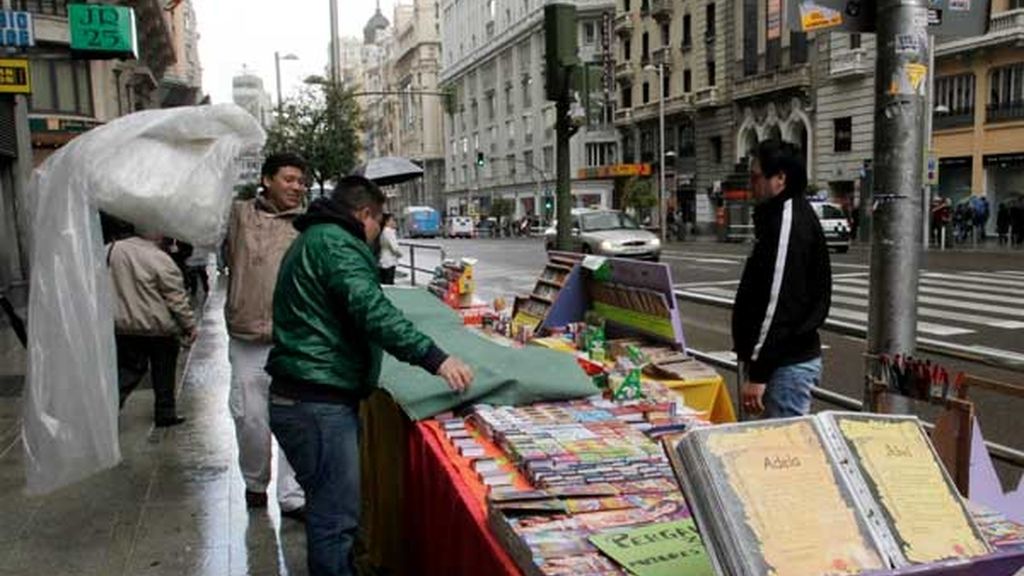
[
  {"left": 447, "top": 216, "right": 474, "bottom": 238},
  {"left": 544, "top": 208, "right": 661, "bottom": 261},
  {"left": 811, "top": 201, "right": 851, "bottom": 253}
]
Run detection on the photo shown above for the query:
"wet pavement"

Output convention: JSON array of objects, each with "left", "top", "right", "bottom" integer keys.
[{"left": 0, "top": 285, "right": 308, "bottom": 576}]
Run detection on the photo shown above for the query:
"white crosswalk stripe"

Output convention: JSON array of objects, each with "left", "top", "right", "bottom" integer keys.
[{"left": 677, "top": 269, "right": 1024, "bottom": 341}]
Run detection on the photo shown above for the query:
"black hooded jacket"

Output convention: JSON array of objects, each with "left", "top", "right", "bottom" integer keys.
[{"left": 732, "top": 190, "right": 832, "bottom": 383}]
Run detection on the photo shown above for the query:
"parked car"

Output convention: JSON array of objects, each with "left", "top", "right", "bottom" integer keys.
[
  {"left": 811, "top": 201, "right": 851, "bottom": 253},
  {"left": 544, "top": 208, "right": 661, "bottom": 261},
  {"left": 447, "top": 215, "right": 474, "bottom": 238}
]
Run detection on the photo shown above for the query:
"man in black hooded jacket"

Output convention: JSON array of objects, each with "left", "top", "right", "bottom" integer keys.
[{"left": 732, "top": 140, "right": 832, "bottom": 418}]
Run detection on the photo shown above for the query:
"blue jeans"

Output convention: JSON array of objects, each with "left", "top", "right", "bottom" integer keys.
[
  {"left": 270, "top": 399, "right": 361, "bottom": 576},
  {"left": 764, "top": 357, "right": 822, "bottom": 418}
]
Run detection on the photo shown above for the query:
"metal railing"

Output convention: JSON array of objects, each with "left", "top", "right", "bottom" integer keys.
[
  {"left": 676, "top": 290, "right": 1024, "bottom": 470},
  {"left": 397, "top": 241, "right": 446, "bottom": 287}
]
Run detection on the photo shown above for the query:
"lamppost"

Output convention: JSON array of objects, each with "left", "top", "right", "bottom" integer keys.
[
  {"left": 275, "top": 51, "right": 299, "bottom": 115},
  {"left": 644, "top": 62, "right": 667, "bottom": 242}
]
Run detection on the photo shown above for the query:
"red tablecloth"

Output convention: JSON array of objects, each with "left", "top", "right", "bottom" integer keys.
[{"left": 404, "top": 421, "right": 522, "bottom": 576}]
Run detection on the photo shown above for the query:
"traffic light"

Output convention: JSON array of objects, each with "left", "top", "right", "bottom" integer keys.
[
  {"left": 544, "top": 195, "right": 554, "bottom": 213},
  {"left": 544, "top": 3, "right": 579, "bottom": 101},
  {"left": 476, "top": 152, "right": 485, "bottom": 167}
]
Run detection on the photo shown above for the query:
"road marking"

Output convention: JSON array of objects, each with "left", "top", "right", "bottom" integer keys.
[
  {"left": 833, "top": 272, "right": 871, "bottom": 279},
  {"left": 998, "top": 270, "right": 1024, "bottom": 277},
  {"left": 963, "top": 345, "right": 1024, "bottom": 364},
  {"left": 954, "top": 271, "right": 1024, "bottom": 281},
  {"left": 835, "top": 278, "right": 1024, "bottom": 306},
  {"left": 827, "top": 307, "right": 974, "bottom": 336},
  {"left": 831, "top": 262, "right": 871, "bottom": 270},
  {"left": 675, "top": 280, "right": 742, "bottom": 288},
  {"left": 923, "top": 272, "right": 1023, "bottom": 288},
  {"left": 830, "top": 292, "right": 1024, "bottom": 328},
  {"left": 831, "top": 285, "right": 1024, "bottom": 318},
  {"left": 839, "top": 275, "right": 1024, "bottom": 297},
  {"left": 660, "top": 250, "right": 746, "bottom": 261}
]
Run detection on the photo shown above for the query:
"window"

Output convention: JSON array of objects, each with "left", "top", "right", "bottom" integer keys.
[
  {"left": 707, "top": 60, "right": 716, "bottom": 86},
  {"left": 471, "top": 100, "right": 479, "bottom": 127},
  {"left": 663, "top": 72, "right": 670, "bottom": 98},
  {"left": 850, "top": 33, "right": 862, "bottom": 49},
  {"left": 621, "top": 84, "right": 633, "bottom": 108},
  {"left": 505, "top": 83, "right": 514, "bottom": 114},
  {"left": 682, "top": 14, "right": 692, "bottom": 47},
  {"left": 14, "top": 0, "right": 67, "bottom": 15},
  {"left": 524, "top": 150, "right": 535, "bottom": 175},
  {"left": 624, "top": 39, "right": 632, "bottom": 61},
  {"left": 584, "top": 21, "right": 596, "bottom": 44},
  {"left": 705, "top": 3, "right": 716, "bottom": 40},
  {"left": 642, "top": 81, "right": 650, "bottom": 104},
  {"left": 936, "top": 73, "right": 975, "bottom": 115},
  {"left": 989, "top": 63, "right": 1024, "bottom": 109},
  {"left": 486, "top": 92, "right": 496, "bottom": 120},
  {"left": 642, "top": 32, "right": 650, "bottom": 63},
  {"left": 507, "top": 154, "right": 517, "bottom": 178},
  {"left": 834, "top": 117, "right": 852, "bottom": 152},
  {"left": 711, "top": 136, "right": 723, "bottom": 164},
  {"left": 790, "top": 31, "right": 809, "bottom": 64},
  {"left": 543, "top": 145, "right": 554, "bottom": 172},
  {"left": 29, "top": 58, "right": 93, "bottom": 116},
  {"left": 683, "top": 69, "right": 692, "bottom": 93},
  {"left": 679, "top": 122, "right": 696, "bottom": 157},
  {"left": 743, "top": 0, "right": 758, "bottom": 75},
  {"left": 624, "top": 0, "right": 631, "bottom": 11},
  {"left": 661, "top": 22, "right": 670, "bottom": 47},
  {"left": 522, "top": 77, "right": 533, "bottom": 109},
  {"left": 506, "top": 119, "right": 516, "bottom": 140}
]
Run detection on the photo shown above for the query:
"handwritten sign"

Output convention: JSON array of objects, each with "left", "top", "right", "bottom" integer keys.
[
  {"left": 68, "top": 3, "right": 137, "bottom": 59},
  {"left": 589, "top": 520, "right": 713, "bottom": 576}
]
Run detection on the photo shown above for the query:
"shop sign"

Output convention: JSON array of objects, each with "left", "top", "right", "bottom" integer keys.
[
  {"left": 0, "top": 58, "right": 30, "bottom": 94},
  {"left": 577, "top": 163, "right": 653, "bottom": 180},
  {"left": 0, "top": 10, "right": 34, "bottom": 47},
  {"left": 68, "top": 3, "right": 137, "bottom": 59},
  {"left": 29, "top": 116, "right": 103, "bottom": 133}
]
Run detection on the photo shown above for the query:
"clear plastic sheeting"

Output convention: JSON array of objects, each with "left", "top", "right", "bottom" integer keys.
[{"left": 22, "top": 104, "right": 265, "bottom": 494}]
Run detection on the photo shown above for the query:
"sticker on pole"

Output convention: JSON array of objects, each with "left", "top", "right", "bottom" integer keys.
[
  {"left": 895, "top": 34, "right": 921, "bottom": 54},
  {"left": 890, "top": 63, "right": 928, "bottom": 96}
]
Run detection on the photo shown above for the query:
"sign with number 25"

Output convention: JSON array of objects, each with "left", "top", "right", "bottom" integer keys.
[{"left": 68, "top": 3, "right": 137, "bottom": 59}]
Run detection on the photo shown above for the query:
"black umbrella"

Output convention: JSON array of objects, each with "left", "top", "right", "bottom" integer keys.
[{"left": 355, "top": 156, "right": 424, "bottom": 187}]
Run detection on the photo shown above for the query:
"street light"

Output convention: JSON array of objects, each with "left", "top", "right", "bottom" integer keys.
[
  {"left": 275, "top": 51, "right": 300, "bottom": 115},
  {"left": 644, "top": 62, "right": 667, "bottom": 242}
]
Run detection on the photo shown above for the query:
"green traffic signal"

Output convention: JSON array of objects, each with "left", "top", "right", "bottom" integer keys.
[{"left": 476, "top": 152, "right": 485, "bottom": 167}]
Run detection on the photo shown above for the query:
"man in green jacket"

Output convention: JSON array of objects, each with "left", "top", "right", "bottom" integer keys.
[{"left": 267, "top": 175, "right": 473, "bottom": 576}]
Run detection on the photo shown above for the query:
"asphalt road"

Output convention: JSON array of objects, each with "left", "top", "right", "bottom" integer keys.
[{"left": 402, "top": 237, "right": 1024, "bottom": 488}]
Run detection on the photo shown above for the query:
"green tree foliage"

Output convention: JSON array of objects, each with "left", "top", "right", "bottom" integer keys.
[
  {"left": 265, "top": 79, "right": 362, "bottom": 194},
  {"left": 621, "top": 176, "right": 656, "bottom": 222}
]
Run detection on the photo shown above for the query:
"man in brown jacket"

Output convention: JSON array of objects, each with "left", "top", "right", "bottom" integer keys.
[
  {"left": 225, "top": 152, "right": 307, "bottom": 517},
  {"left": 108, "top": 232, "right": 197, "bottom": 427}
]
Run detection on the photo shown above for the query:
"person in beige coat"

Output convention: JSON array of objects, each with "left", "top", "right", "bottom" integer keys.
[
  {"left": 107, "top": 232, "right": 197, "bottom": 427},
  {"left": 224, "top": 152, "right": 307, "bottom": 518}
]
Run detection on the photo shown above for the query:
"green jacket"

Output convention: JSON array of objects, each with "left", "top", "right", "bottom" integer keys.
[{"left": 266, "top": 200, "right": 446, "bottom": 401}]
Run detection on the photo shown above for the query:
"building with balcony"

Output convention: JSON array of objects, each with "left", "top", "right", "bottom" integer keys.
[
  {"left": 159, "top": 0, "right": 203, "bottom": 107},
  {"left": 614, "top": 0, "right": 734, "bottom": 231},
  {"left": 440, "top": 0, "right": 617, "bottom": 220},
  {"left": 389, "top": 0, "right": 446, "bottom": 216},
  {"left": 813, "top": 32, "right": 876, "bottom": 207},
  {"left": 933, "top": 2, "right": 1024, "bottom": 225}
]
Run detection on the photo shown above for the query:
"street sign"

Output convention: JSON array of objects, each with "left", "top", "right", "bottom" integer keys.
[
  {"left": 68, "top": 3, "right": 137, "bottom": 59},
  {"left": 926, "top": 152, "right": 939, "bottom": 186},
  {"left": 0, "top": 11, "right": 34, "bottom": 48},
  {"left": 787, "top": 0, "right": 990, "bottom": 36},
  {"left": 0, "top": 58, "right": 30, "bottom": 94}
]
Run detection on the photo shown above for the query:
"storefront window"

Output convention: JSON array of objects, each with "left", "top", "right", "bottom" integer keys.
[{"left": 29, "top": 59, "right": 93, "bottom": 116}]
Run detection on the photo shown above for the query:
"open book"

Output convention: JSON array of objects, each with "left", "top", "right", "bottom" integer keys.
[{"left": 667, "top": 412, "right": 991, "bottom": 576}]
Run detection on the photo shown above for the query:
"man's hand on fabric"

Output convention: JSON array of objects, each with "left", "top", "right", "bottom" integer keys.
[
  {"left": 438, "top": 357, "right": 474, "bottom": 393},
  {"left": 741, "top": 381, "right": 766, "bottom": 415}
]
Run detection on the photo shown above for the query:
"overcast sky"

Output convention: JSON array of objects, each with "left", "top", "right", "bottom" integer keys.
[{"left": 194, "top": 0, "right": 397, "bottom": 105}]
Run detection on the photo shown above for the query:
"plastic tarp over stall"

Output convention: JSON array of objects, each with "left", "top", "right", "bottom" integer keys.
[
  {"left": 379, "top": 288, "right": 599, "bottom": 420},
  {"left": 23, "top": 104, "right": 264, "bottom": 494}
]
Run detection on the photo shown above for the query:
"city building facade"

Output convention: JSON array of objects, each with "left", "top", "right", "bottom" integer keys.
[
  {"left": 231, "top": 69, "right": 273, "bottom": 129},
  {"left": 440, "top": 0, "right": 618, "bottom": 221}
]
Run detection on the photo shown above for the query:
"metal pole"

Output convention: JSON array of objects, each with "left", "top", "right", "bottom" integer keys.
[
  {"left": 555, "top": 98, "right": 573, "bottom": 251},
  {"left": 329, "top": 0, "right": 340, "bottom": 85},
  {"left": 409, "top": 246, "right": 417, "bottom": 286},
  {"left": 275, "top": 51, "right": 283, "bottom": 116},
  {"left": 923, "top": 36, "right": 936, "bottom": 250},
  {"left": 658, "top": 63, "right": 666, "bottom": 243},
  {"left": 866, "top": 0, "right": 929, "bottom": 403}
]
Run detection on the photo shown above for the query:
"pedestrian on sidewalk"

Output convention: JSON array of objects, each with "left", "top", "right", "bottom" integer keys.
[
  {"left": 107, "top": 232, "right": 197, "bottom": 427},
  {"left": 732, "top": 139, "right": 832, "bottom": 419},
  {"left": 224, "top": 152, "right": 307, "bottom": 517},
  {"left": 997, "top": 203, "right": 1010, "bottom": 246},
  {"left": 378, "top": 213, "right": 402, "bottom": 285},
  {"left": 267, "top": 175, "right": 474, "bottom": 576}
]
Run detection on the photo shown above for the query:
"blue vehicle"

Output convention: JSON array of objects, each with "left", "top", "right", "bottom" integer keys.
[{"left": 403, "top": 206, "right": 440, "bottom": 238}]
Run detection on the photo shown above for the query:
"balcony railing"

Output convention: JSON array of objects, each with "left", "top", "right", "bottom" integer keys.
[
  {"left": 933, "top": 110, "right": 974, "bottom": 130},
  {"left": 614, "top": 12, "right": 635, "bottom": 36},
  {"left": 987, "top": 101, "right": 1024, "bottom": 123},
  {"left": 695, "top": 86, "right": 720, "bottom": 107},
  {"left": 830, "top": 49, "right": 869, "bottom": 79},
  {"left": 989, "top": 8, "right": 1024, "bottom": 33},
  {"left": 652, "top": 0, "right": 674, "bottom": 19},
  {"left": 733, "top": 63, "right": 811, "bottom": 101},
  {"left": 614, "top": 107, "right": 633, "bottom": 123},
  {"left": 615, "top": 61, "right": 636, "bottom": 80}
]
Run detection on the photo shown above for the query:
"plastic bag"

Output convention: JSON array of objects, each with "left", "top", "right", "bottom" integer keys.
[{"left": 22, "top": 104, "right": 264, "bottom": 494}]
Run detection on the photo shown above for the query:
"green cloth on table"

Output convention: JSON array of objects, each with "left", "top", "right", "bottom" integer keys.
[{"left": 379, "top": 287, "right": 599, "bottom": 420}]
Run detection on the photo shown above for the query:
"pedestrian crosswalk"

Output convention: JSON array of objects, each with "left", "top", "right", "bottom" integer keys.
[{"left": 675, "top": 269, "right": 1024, "bottom": 339}]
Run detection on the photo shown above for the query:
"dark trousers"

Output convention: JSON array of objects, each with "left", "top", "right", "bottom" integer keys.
[
  {"left": 116, "top": 335, "right": 180, "bottom": 420},
  {"left": 186, "top": 266, "right": 210, "bottom": 296},
  {"left": 271, "top": 399, "right": 361, "bottom": 576},
  {"left": 379, "top": 266, "right": 396, "bottom": 285}
]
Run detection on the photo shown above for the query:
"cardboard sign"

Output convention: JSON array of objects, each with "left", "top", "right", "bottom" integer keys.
[{"left": 589, "top": 520, "right": 714, "bottom": 576}]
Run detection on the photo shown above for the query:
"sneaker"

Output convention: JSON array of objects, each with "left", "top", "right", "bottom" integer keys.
[{"left": 245, "top": 491, "right": 268, "bottom": 509}]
